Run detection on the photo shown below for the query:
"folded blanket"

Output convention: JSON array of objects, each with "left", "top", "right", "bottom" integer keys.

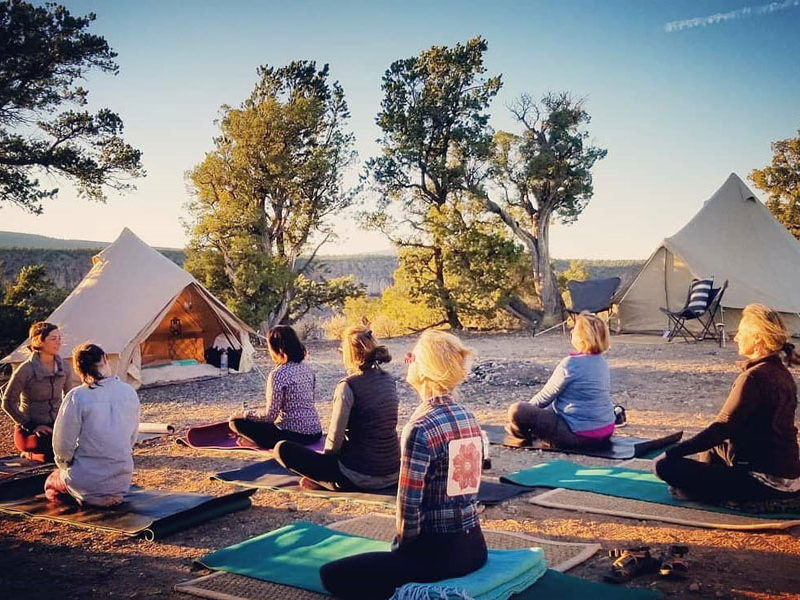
[
  {"left": 390, "top": 547, "right": 547, "bottom": 600},
  {"left": 199, "top": 521, "right": 547, "bottom": 599}
]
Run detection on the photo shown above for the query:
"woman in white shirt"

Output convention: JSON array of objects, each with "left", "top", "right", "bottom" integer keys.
[{"left": 45, "top": 343, "right": 140, "bottom": 507}]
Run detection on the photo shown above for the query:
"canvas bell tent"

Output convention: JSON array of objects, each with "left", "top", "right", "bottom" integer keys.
[
  {"left": 1, "top": 228, "right": 255, "bottom": 387},
  {"left": 617, "top": 173, "right": 800, "bottom": 336}
]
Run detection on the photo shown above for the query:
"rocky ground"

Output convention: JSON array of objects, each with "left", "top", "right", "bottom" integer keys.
[{"left": 1, "top": 331, "right": 798, "bottom": 599}]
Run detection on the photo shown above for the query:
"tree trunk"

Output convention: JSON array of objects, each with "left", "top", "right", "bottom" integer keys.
[
  {"left": 433, "top": 246, "right": 463, "bottom": 330},
  {"left": 533, "top": 214, "right": 564, "bottom": 323},
  {"left": 268, "top": 287, "right": 293, "bottom": 328},
  {"left": 502, "top": 295, "right": 543, "bottom": 330}
]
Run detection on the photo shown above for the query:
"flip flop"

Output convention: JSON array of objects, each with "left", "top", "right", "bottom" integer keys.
[{"left": 604, "top": 547, "right": 661, "bottom": 584}]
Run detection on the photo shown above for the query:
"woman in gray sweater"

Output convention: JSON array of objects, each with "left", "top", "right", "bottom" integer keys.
[{"left": 45, "top": 343, "right": 140, "bottom": 507}]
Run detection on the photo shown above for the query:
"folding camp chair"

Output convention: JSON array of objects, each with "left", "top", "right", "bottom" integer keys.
[
  {"left": 557, "top": 277, "right": 622, "bottom": 335},
  {"left": 696, "top": 280, "right": 728, "bottom": 342},
  {"left": 566, "top": 277, "right": 622, "bottom": 319},
  {"left": 660, "top": 278, "right": 727, "bottom": 343}
]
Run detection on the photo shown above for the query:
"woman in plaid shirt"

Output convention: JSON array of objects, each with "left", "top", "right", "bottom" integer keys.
[{"left": 320, "top": 330, "right": 487, "bottom": 600}]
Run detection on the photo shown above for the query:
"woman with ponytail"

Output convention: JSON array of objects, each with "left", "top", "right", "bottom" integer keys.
[
  {"left": 275, "top": 324, "right": 399, "bottom": 491},
  {"left": 655, "top": 304, "right": 800, "bottom": 505},
  {"left": 45, "top": 343, "right": 140, "bottom": 507},
  {"left": 2, "top": 322, "right": 73, "bottom": 462},
  {"left": 320, "top": 330, "right": 487, "bottom": 600}
]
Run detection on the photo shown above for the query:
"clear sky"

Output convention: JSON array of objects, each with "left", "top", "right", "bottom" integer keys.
[{"left": 3, "top": 0, "right": 799, "bottom": 258}]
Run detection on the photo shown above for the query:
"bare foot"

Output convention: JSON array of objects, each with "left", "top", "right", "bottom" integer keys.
[
  {"left": 668, "top": 486, "right": 696, "bottom": 501},
  {"left": 236, "top": 436, "right": 260, "bottom": 448},
  {"left": 299, "top": 477, "right": 324, "bottom": 490}
]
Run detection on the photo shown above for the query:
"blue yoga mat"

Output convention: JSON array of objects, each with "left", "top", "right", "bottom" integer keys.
[
  {"left": 501, "top": 460, "right": 800, "bottom": 519},
  {"left": 198, "top": 521, "right": 547, "bottom": 600}
]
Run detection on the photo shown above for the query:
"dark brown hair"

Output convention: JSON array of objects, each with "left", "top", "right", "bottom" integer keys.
[
  {"left": 27, "top": 322, "right": 59, "bottom": 352},
  {"left": 72, "top": 343, "right": 106, "bottom": 386},
  {"left": 267, "top": 325, "right": 306, "bottom": 363}
]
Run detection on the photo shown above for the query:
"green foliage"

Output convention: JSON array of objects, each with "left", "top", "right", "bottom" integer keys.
[
  {"left": 481, "top": 92, "right": 607, "bottom": 319},
  {"left": 556, "top": 259, "right": 590, "bottom": 307},
  {"left": 290, "top": 274, "right": 366, "bottom": 323},
  {"left": 0, "top": 264, "right": 67, "bottom": 357},
  {"left": 0, "top": 0, "right": 143, "bottom": 213},
  {"left": 750, "top": 128, "right": 800, "bottom": 241},
  {"left": 364, "top": 36, "right": 503, "bottom": 329},
  {"left": 185, "top": 61, "right": 359, "bottom": 328}
]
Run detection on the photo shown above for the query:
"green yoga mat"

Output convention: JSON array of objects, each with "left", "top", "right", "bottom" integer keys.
[
  {"left": 501, "top": 460, "right": 800, "bottom": 519},
  {"left": 198, "top": 521, "right": 547, "bottom": 599},
  {"left": 514, "top": 570, "right": 661, "bottom": 600}
]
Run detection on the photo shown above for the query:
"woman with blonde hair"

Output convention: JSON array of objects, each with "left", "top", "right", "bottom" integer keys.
[
  {"left": 507, "top": 311, "right": 616, "bottom": 448},
  {"left": 274, "top": 324, "right": 399, "bottom": 491},
  {"left": 320, "top": 330, "right": 487, "bottom": 600},
  {"left": 655, "top": 304, "right": 800, "bottom": 504},
  {"left": 2, "top": 322, "right": 73, "bottom": 462}
]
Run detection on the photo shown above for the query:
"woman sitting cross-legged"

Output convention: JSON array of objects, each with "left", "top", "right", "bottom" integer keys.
[
  {"left": 319, "top": 330, "right": 487, "bottom": 600},
  {"left": 45, "top": 343, "right": 140, "bottom": 507},
  {"left": 274, "top": 325, "right": 399, "bottom": 491},
  {"left": 507, "top": 311, "right": 616, "bottom": 448},
  {"left": 2, "top": 322, "right": 74, "bottom": 462},
  {"left": 654, "top": 303, "right": 800, "bottom": 505},
  {"left": 229, "top": 325, "right": 322, "bottom": 449}
]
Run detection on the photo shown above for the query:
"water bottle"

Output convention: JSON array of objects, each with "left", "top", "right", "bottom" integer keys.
[
  {"left": 220, "top": 348, "right": 229, "bottom": 375},
  {"left": 480, "top": 430, "right": 492, "bottom": 471}
]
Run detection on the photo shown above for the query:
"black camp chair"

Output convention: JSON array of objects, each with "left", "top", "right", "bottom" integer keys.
[
  {"left": 660, "top": 279, "right": 728, "bottom": 343},
  {"left": 566, "top": 277, "right": 622, "bottom": 319}
]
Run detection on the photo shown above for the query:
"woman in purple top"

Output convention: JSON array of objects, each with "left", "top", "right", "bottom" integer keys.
[
  {"left": 228, "top": 326, "right": 322, "bottom": 449},
  {"left": 507, "top": 312, "right": 615, "bottom": 449}
]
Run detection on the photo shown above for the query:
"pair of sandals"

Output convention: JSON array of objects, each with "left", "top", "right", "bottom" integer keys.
[{"left": 604, "top": 545, "right": 689, "bottom": 584}]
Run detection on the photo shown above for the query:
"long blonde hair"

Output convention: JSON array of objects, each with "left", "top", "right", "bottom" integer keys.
[
  {"left": 740, "top": 304, "right": 800, "bottom": 366},
  {"left": 340, "top": 325, "right": 391, "bottom": 373},
  {"left": 411, "top": 330, "right": 473, "bottom": 399}
]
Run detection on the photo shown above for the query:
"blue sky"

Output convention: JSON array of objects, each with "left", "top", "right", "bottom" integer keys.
[{"left": 3, "top": 0, "right": 799, "bottom": 258}]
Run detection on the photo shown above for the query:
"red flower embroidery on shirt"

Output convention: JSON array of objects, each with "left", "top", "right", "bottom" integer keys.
[{"left": 451, "top": 441, "right": 481, "bottom": 490}]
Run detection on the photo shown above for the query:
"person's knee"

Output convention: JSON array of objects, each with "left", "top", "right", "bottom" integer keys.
[
  {"left": 507, "top": 401, "right": 524, "bottom": 423},
  {"left": 273, "top": 440, "right": 288, "bottom": 466},
  {"left": 319, "top": 560, "right": 346, "bottom": 597},
  {"left": 654, "top": 456, "right": 677, "bottom": 482}
]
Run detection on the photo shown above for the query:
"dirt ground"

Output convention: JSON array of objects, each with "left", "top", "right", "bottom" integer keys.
[{"left": 1, "top": 332, "right": 799, "bottom": 600}]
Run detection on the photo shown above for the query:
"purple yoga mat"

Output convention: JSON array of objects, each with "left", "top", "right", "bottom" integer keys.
[{"left": 180, "top": 421, "right": 325, "bottom": 453}]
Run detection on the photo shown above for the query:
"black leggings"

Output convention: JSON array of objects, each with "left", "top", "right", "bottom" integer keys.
[
  {"left": 655, "top": 442, "right": 794, "bottom": 502},
  {"left": 273, "top": 439, "right": 355, "bottom": 491},
  {"left": 320, "top": 526, "right": 488, "bottom": 600},
  {"left": 228, "top": 419, "right": 321, "bottom": 450},
  {"left": 507, "top": 402, "right": 609, "bottom": 448}
]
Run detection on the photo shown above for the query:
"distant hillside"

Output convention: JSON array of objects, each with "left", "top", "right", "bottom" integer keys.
[
  {"left": 0, "top": 231, "right": 112, "bottom": 250},
  {"left": 0, "top": 231, "right": 644, "bottom": 298},
  {"left": 0, "top": 231, "right": 181, "bottom": 251}
]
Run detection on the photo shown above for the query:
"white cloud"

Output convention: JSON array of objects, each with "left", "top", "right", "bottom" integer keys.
[{"left": 665, "top": 0, "right": 800, "bottom": 32}]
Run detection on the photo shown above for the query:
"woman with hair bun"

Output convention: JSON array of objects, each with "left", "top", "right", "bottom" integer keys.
[
  {"left": 319, "top": 329, "right": 487, "bottom": 600},
  {"left": 2, "top": 322, "right": 72, "bottom": 462},
  {"left": 229, "top": 325, "right": 322, "bottom": 449},
  {"left": 655, "top": 304, "right": 800, "bottom": 504},
  {"left": 45, "top": 343, "right": 140, "bottom": 507},
  {"left": 274, "top": 324, "right": 399, "bottom": 491}
]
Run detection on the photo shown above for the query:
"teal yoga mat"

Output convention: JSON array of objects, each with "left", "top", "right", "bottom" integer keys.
[
  {"left": 501, "top": 460, "right": 800, "bottom": 519},
  {"left": 198, "top": 521, "right": 547, "bottom": 599}
]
